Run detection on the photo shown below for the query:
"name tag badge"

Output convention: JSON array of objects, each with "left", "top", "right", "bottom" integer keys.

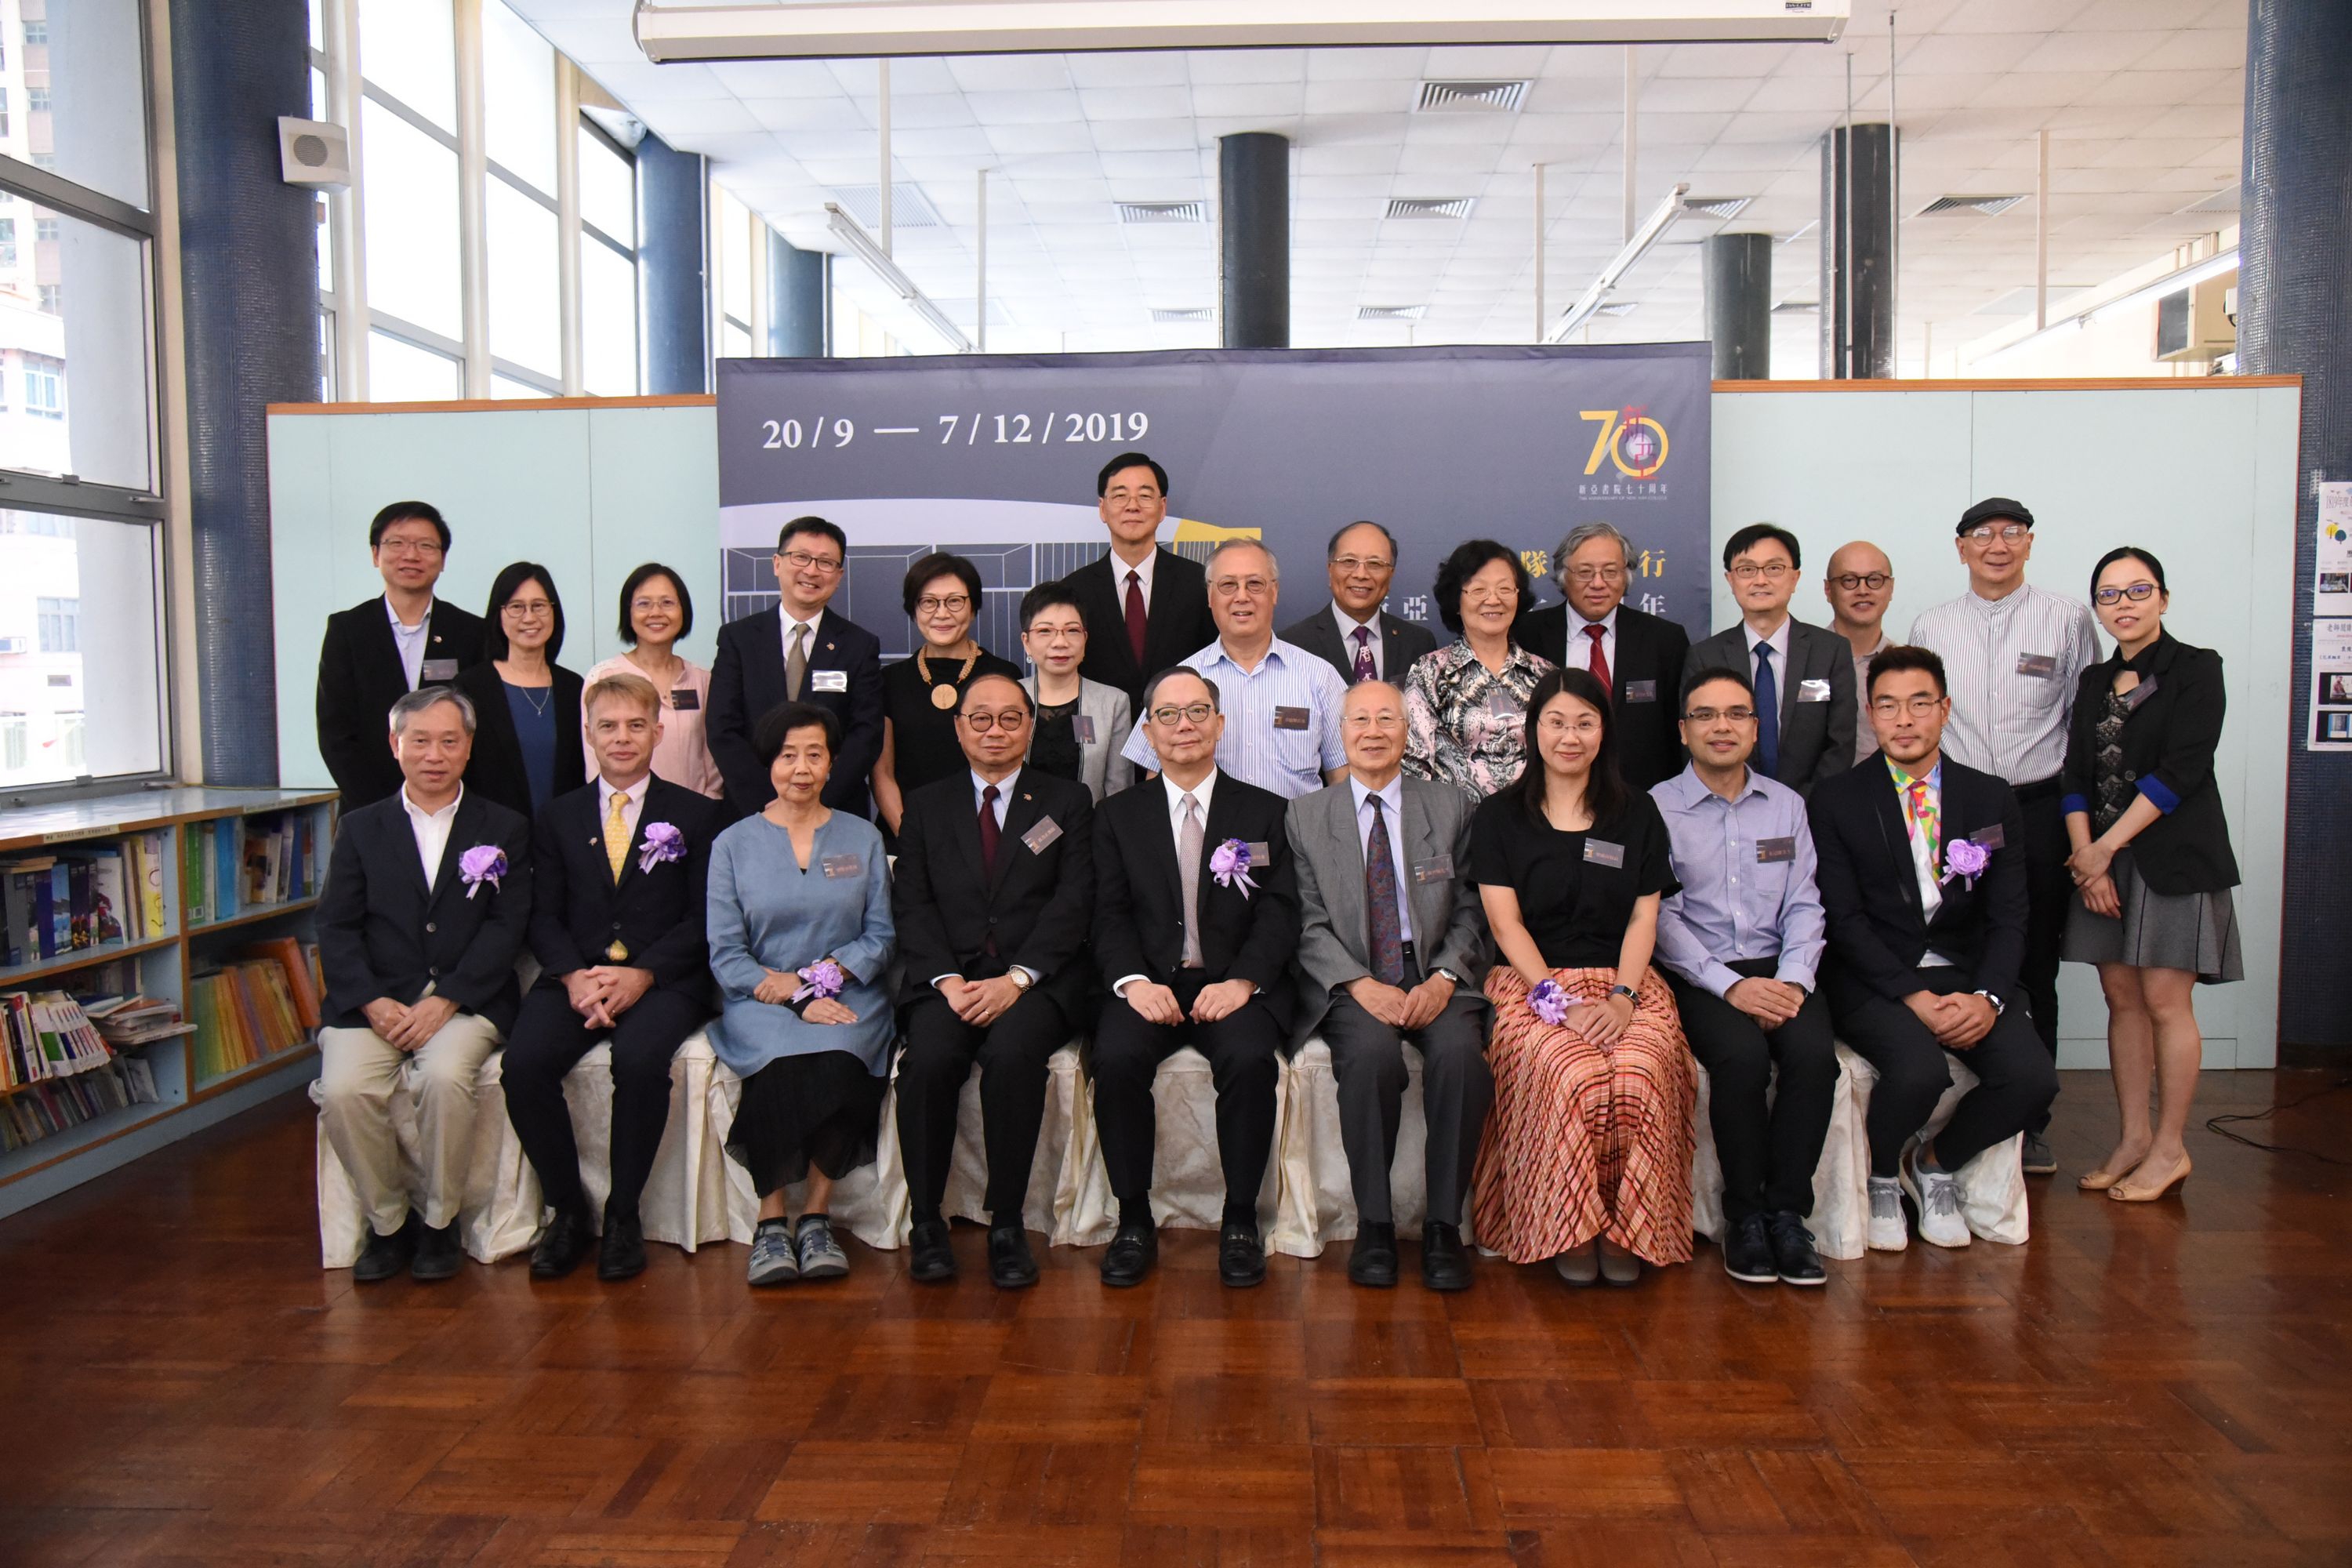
[
  {"left": 810, "top": 669, "right": 850, "bottom": 694},
  {"left": 1272, "top": 705, "right": 1311, "bottom": 731},
  {"left": 1624, "top": 679, "right": 1657, "bottom": 703},
  {"left": 2123, "top": 676, "right": 2159, "bottom": 710},
  {"left": 1583, "top": 838, "right": 1626, "bottom": 869},
  {"left": 2016, "top": 652, "right": 2059, "bottom": 679},
  {"left": 821, "top": 853, "right": 862, "bottom": 879},
  {"left": 1797, "top": 678, "right": 1831, "bottom": 703},
  {"left": 1412, "top": 853, "right": 1454, "bottom": 884},
  {"left": 1973, "top": 822, "right": 2006, "bottom": 851},
  {"left": 419, "top": 658, "right": 459, "bottom": 683},
  {"left": 1075, "top": 713, "right": 1098, "bottom": 745},
  {"left": 1245, "top": 840, "right": 1272, "bottom": 866},
  {"left": 1021, "top": 816, "right": 1062, "bottom": 855},
  {"left": 669, "top": 686, "right": 700, "bottom": 711},
  {"left": 1756, "top": 836, "right": 1797, "bottom": 865}
]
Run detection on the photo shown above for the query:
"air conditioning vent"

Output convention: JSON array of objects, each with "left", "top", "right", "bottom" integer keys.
[
  {"left": 2176, "top": 183, "right": 2240, "bottom": 216},
  {"left": 1118, "top": 201, "right": 1207, "bottom": 225},
  {"left": 1594, "top": 302, "right": 1638, "bottom": 318},
  {"left": 831, "top": 183, "right": 944, "bottom": 229},
  {"left": 1682, "top": 195, "right": 1753, "bottom": 220},
  {"left": 1150, "top": 307, "right": 1213, "bottom": 323},
  {"left": 1357, "top": 305, "right": 1426, "bottom": 321},
  {"left": 1385, "top": 197, "right": 1475, "bottom": 220},
  {"left": 1917, "top": 194, "right": 2025, "bottom": 218},
  {"left": 1770, "top": 299, "right": 1819, "bottom": 314},
  {"left": 1415, "top": 79, "right": 1527, "bottom": 114}
]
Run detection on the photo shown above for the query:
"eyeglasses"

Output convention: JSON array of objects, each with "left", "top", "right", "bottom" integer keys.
[
  {"left": 1330, "top": 555, "right": 1394, "bottom": 575},
  {"left": 378, "top": 538, "right": 444, "bottom": 557},
  {"left": 1104, "top": 487, "right": 1162, "bottom": 504},
  {"left": 1962, "top": 524, "right": 2031, "bottom": 545},
  {"left": 1565, "top": 564, "right": 1624, "bottom": 586},
  {"left": 1343, "top": 710, "right": 1405, "bottom": 728},
  {"left": 1210, "top": 577, "right": 1272, "bottom": 597},
  {"left": 960, "top": 710, "right": 1029, "bottom": 731},
  {"left": 1828, "top": 572, "right": 1892, "bottom": 591},
  {"left": 501, "top": 599, "right": 554, "bottom": 619},
  {"left": 1537, "top": 716, "right": 1602, "bottom": 737},
  {"left": 1150, "top": 702, "right": 1216, "bottom": 726},
  {"left": 2094, "top": 583, "right": 2159, "bottom": 605},
  {"left": 1730, "top": 561, "right": 1791, "bottom": 581},
  {"left": 916, "top": 594, "right": 973, "bottom": 615},
  {"left": 779, "top": 549, "right": 844, "bottom": 575},
  {"left": 1683, "top": 707, "right": 1756, "bottom": 724},
  {"left": 1870, "top": 695, "right": 1947, "bottom": 717}
]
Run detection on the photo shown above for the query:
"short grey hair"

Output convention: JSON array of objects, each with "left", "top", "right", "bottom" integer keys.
[
  {"left": 1206, "top": 537, "right": 1277, "bottom": 582},
  {"left": 1142, "top": 666, "right": 1222, "bottom": 715},
  {"left": 389, "top": 685, "right": 477, "bottom": 736},
  {"left": 1326, "top": 520, "right": 1398, "bottom": 561},
  {"left": 1555, "top": 521, "right": 1633, "bottom": 578}
]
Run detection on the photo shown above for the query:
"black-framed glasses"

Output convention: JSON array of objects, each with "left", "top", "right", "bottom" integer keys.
[
  {"left": 960, "top": 710, "right": 1029, "bottom": 732},
  {"left": 1683, "top": 706, "right": 1756, "bottom": 724},
  {"left": 779, "top": 549, "right": 844, "bottom": 575},
  {"left": 1729, "top": 561, "right": 1791, "bottom": 581},
  {"left": 1828, "top": 572, "right": 1891, "bottom": 591},
  {"left": 2093, "top": 583, "right": 2159, "bottom": 605},
  {"left": 1871, "top": 695, "right": 1947, "bottom": 717},
  {"left": 1150, "top": 702, "right": 1216, "bottom": 726}
]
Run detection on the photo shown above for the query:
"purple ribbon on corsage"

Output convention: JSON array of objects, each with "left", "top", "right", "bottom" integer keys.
[
  {"left": 791, "top": 958, "right": 846, "bottom": 1004},
  {"left": 1940, "top": 837, "right": 1991, "bottom": 890},
  {"left": 637, "top": 821, "right": 685, "bottom": 874},
  {"left": 1208, "top": 837, "right": 1257, "bottom": 898},
  {"left": 457, "top": 844, "right": 507, "bottom": 899},
  {"left": 1529, "top": 978, "right": 1573, "bottom": 1025}
]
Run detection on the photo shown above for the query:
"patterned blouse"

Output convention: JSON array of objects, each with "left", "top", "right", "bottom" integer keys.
[
  {"left": 2090, "top": 688, "right": 2134, "bottom": 835},
  {"left": 1403, "top": 640, "right": 1558, "bottom": 800}
]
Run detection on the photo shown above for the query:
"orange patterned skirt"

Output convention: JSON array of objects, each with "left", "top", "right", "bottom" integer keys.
[{"left": 1470, "top": 966, "right": 1696, "bottom": 1266}]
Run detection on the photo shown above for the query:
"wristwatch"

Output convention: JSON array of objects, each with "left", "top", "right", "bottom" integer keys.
[
  {"left": 1011, "top": 968, "right": 1035, "bottom": 992},
  {"left": 1972, "top": 989, "right": 2005, "bottom": 1014},
  {"left": 1609, "top": 984, "right": 1638, "bottom": 1001},
  {"left": 1433, "top": 967, "right": 1466, "bottom": 987}
]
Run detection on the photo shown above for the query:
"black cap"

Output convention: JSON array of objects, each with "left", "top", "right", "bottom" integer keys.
[{"left": 1958, "top": 496, "right": 2034, "bottom": 535}]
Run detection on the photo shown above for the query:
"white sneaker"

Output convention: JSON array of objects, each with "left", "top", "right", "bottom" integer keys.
[
  {"left": 1900, "top": 1147, "right": 1971, "bottom": 1248},
  {"left": 1866, "top": 1177, "right": 1908, "bottom": 1252}
]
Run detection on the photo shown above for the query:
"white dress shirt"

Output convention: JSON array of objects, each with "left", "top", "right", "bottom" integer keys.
[
  {"left": 401, "top": 783, "right": 463, "bottom": 892},
  {"left": 1112, "top": 546, "right": 1157, "bottom": 614},
  {"left": 1566, "top": 604, "right": 1619, "bottom": 677},
  {"left": 779, "top": 610, "right": 824, "bottom": 669},
  {"left": 1348, "top": 773, "right": 1414, "bottom": 944},
  {"left": 1907, "top": 583, "right": 2100, "bottom": 784},
  {"left": 1333, "top": 604, "right": 1384, "bottom": 681},
  {"left": 597, "top": 771, "right": 650, "bottom": 848},
  {"left": 387, "top": 596, "right": 434, "bottom": 691},
  {"left": 1889, "top": 760, "right": 1952, "bottom": 960},
  {"left": 1112, "top": 768, "right": 1219, "bottom": 997}
]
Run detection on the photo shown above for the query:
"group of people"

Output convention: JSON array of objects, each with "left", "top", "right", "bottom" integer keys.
[{"left": 311, "top": 455, "right": 2238, "bottom": 1297}]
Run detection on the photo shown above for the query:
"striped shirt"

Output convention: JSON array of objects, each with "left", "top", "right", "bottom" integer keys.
[
  {"left": 1120, "top": 637, "right": 1348, "bottom": 799},
  {"left": 1907, "top": 583, "right": 2099, "bottom": 785}
]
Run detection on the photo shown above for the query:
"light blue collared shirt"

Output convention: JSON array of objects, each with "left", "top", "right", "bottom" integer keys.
[
  {"left": 1348, "top": 772, "right": 1414, "bottom": 945},
  {"left": 387, "top": 596, "right": 433, "bottom": 691},
  {"left": 1122, "top": 637, "right": 1348, "bottom": 799},
  {"left": 1650, "top": 763, "right": 1825, "bottom": 999}
]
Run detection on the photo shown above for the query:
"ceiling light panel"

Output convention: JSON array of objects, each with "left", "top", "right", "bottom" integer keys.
[{"left": 830, "top": 183, "right": 945, "bottom": 228}]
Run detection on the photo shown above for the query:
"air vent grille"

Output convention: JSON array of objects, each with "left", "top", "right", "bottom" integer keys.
[
  {"left": 1357, "top": 305, "right": 1426, "bottom": 321},
  {"left": 1682, "top": 195, "right": 1753, "bottom": 219},
  {"left": 1415, "top": 79, "right": 1527, "bottom": 113},
  {"left": 1594, "top": 302, "right": 1638, "bottom": 318},
  {"left": 2176, "top": 183, "right": 2240, "bottom": 216},
  {"left": 1918, "top": 194, "right": 2026, "bottom": 218},
  {"left": 1150, "top": 307, "right": 1213, "bottom": 323},
  {"left": 1385, "top": 197, "right": 1475, "bottom": 220},
  {"left": 832, "top": 183, "right": 944, "bottom": 229},
  {"left": 1118, "top": 201, "right": 1207, "bottom": 224}
]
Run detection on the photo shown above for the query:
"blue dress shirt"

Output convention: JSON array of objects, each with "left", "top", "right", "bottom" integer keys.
[{"left": 1649, "top": 763, "right": 1826, "bottom": 998}]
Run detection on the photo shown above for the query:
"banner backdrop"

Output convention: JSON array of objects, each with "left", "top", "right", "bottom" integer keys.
[{"left": 714, "top": 344, "right": 1711, "bottom": 663}]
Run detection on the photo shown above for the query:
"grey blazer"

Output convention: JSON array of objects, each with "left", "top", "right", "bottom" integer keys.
[
  {"left": 1286, "top": 772, "right": 1489, "bottom": 1044},
  {"left": 1682, "top": 614, "right": 1858, "bottom": 797},
  {"left": 1021, "top": 673, "right": 1135, "bottom": 803},
  {"left": 1280, "top": 604, "right": 1439, "bottom": 688}
]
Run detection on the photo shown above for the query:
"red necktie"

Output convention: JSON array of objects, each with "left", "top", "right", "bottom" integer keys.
[
  {"left": 1584, "top": 622, "right": 1613, "bottom": 698},
  {"left": 978, "top": 782, "right": 1001, "bottom": 876},
  {"left": 1123, "top": 568, "right": 1147, "bottom": 668},
  {"left": 1351, "top": 625, "right": 1377, "bottom": 684}
]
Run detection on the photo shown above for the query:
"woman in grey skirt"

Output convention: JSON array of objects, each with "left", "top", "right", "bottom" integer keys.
[{"left": 2059, "top": 547, "right": 2239, "bottom": 1203}]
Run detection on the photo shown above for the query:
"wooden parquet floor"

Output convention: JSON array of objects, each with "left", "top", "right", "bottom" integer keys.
[{"left": 4, "top": 1068, "right": 2350, "bottom": 1566}]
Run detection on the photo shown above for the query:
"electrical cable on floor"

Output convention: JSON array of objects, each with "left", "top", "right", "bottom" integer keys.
[{"left": 2203, "top": 1074, "right": 2352, "bottom": 1163}]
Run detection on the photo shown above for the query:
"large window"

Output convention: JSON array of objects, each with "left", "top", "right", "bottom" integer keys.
[{"left": 579, "top": 119, "right": 637, "bottom": 395}]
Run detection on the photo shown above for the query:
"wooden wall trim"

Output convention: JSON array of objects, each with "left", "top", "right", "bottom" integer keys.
[{"left": 266, "top": 394, "right": 720, "bottom": 416}]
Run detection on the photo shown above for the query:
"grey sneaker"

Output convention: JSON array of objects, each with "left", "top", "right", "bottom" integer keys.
[
  {"left": 1900, "top": 1147, "right": 1971, "bottom": 1249},
  {"left": 747, "top": 1220, "right": 800, "bottom": 1287},
  {"left": 797, "top": 1213, "right": 849, "bottom": 1279},
  {"left": 1866, "top": 1177, "right": 1908, "bottom": 1252},
  {"left": 2022, "top": 1132, "right": 2056, "bottom": 1175}
]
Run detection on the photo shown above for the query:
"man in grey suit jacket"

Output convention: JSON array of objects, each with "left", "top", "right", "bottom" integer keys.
[
  {"left": 1280, "top": 521, "right": 1439, "bottom": 688},
  {"left": 1287, "top": 680, "right": 1491, "bottom": 1292},
  {"left": 1683, "top": 524, "right": 1857, "bottom": 797}
]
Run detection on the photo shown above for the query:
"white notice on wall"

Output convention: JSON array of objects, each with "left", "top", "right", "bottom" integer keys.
[
  {"left": 2318, "top": 482, "right": 2352, "bottom": 618},
  {"left": 2308, "top": 617, "right": 2352, "bottom": 752}
]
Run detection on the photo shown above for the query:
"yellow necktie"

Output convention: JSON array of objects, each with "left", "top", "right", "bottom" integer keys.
[{"left": 604, "top": 791, "right": 630, "bottom": 883}]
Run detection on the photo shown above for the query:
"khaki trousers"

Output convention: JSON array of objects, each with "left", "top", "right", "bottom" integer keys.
[{"left": 318, "top": 1014, "right": 503, "bottom": 1236}]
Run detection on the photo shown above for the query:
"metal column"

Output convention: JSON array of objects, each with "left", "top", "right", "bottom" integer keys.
[
  {"left": 1702, "top": 232, "right": 1772, "bottom": 379},
  {"left": 1818, "top": 122, "right": 1896, "bottom": 379},
  {"left": 635, "top": 129, "right": 710, "bottom": 394},
  {"left": 1218, "top": 132, "right": 1289, "bottom": 350},
  {"left": 766, "top": 229, "right": 826, "bottom": 358}
]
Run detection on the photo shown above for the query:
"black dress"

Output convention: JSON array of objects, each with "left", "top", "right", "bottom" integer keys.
[
  {"left": 1468, "top": 790, "right": 1679, "bottom": 966},
  {"left": 880, "top": 648, "right": 1024, "bottom": 804},
  {"left": 1028, "top": 696, "right": 1085, "bottom": 786}
]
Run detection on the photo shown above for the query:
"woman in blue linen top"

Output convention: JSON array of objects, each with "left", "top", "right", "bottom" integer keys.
[{"left": 707, "top": 701, "right": 895, "bottom": 1284}]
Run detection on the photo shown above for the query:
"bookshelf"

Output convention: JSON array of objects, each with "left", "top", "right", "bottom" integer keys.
[{"left": 0, "top": 786, "right": 338, "bottom": 1218}]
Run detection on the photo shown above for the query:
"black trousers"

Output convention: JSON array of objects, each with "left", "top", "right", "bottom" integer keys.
[
  {"left": 1316, "top": 953, "right": 1491, "bottom": 1228},
  {"left": 1091, "top": 970, "right": 1282, "bottom": 1218},
  {"left": 1668, "top": 957, "right": 1837, "bottom": 1224},
  {"left": 503, "top": 982, "right": 709, "bottom": 1220},
  {"left": 1829, "top": 965, "right": 2059, "bottom": 1178},
  {"left": 895, "top": 986, "right": 1073, "bottom": 1225},
  {"left": 2016, "top": 782, "right": 2069, "bottom": 1131}
]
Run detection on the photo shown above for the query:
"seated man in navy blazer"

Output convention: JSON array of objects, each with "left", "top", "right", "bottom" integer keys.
[
  {"left": 1808, "top": 645, "right": 2057, "bottom": 1254},
  {"left": 503, "top": 673, "right": 724, "bottom": 1282},
  {"left": 891, "top": 673, "right": 1095, "bottom": 1290},
  {"left": 317, "top": 686, "right": 533, "bottom": 1283},
  {"left": 707, "top": 515, "right": 884, "bottom": 820},
  {"left": 1091, "top": 668, "right": 1298, "bottom": 1290}
]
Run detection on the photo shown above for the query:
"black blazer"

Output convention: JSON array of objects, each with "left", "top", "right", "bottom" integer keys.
[
  {"left": 1683, "top": 615, "right": 1858, "bottom": 797},
  {"left": 314, "top": 596, "right": 486, "bottom": 809},
  {"left": 891, "top": 768, "right": 1096, "bottom": 1016},
  {"left": 1279, "top": 604, "right": 1439, "bottom": 688},
  {"left": 1809, "top": 754, "right": 2027, "bottom": 1011},
  {"left": 1093, "top": 771, "right": 1299, "bottom": 1031},
  {"left": 1068, "top": 547, "right": 1218, "bottom": 706},
  {"left": 706, "top": 604, "right": 885, "bottom": 822},
  {"left": 528, "top": 775, "right": 724, "bottom": 1000},
  {"left": 452, "top": 660, "right": 588, "bottom": 822},
  {"left": 2060, "top": 631, "right": 2238, "bottom": 895},
  {"left": 1519, "top": 601, "right": 1691, "bottom": 792},
  {"left": 317, "top": 789, "right": 533, "bottom": 1034}
]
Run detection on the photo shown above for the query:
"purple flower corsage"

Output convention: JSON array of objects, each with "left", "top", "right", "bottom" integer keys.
[
  {"left": 458, "top": 844, "right": 507, "bottom": 899},
  {"left": 637, "top": 821, "right": 685, "bottom": 874},
  {"left": 1940, "top": 837, "right": 1991, "bottom": 890},
  {"left": 1209, "top": 837, "right": 1257, "bottom": 898},
  {"left": 1529, "top": 978, "right": 1573, "bottom": 1025},
  {"left": 791, "top": 958, "right": 846, "bottom": 1004}
]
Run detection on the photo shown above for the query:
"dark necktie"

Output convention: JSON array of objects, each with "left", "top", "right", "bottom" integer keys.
[
  {"left": 1754, "top": 641, "right": 1780, "bottom": 778},
  {"left": 1583, "top": 622, "right": 1612, "bottom": 699},
  {"left": 978, "top": 782, "right": 1001, "bottom": 876},
  {"left": 1350, "top": 625, "right": 1377, "bottom": 684},
  {"left": 1123, "top": 569, "right": 1148, "bottom": 668},
  {"left": 786, "top": 622, "right": 809, "bottom": 701},
  {"left": 1365, "top": 794, "right": 1405, "bottom": 985}
]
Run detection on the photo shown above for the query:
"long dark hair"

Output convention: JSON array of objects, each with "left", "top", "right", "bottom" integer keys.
[
  {"left": 482, "top": 561, "right": 566, "bottom": 662},
  {"left": 1508, "top": 666, "right": 1628, "bottom": 826}
]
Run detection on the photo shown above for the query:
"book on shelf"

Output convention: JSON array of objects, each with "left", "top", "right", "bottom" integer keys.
[
  {"left": 83, "top": 995, "right": 191, "bottom": 1047},
  {"left": 118, "top": 833, "right": 169, "bottom": 940},
  {"left": 237, "top": 812, "right": 318, "bottom": 909},
  {"left": 0, "top": 990, "right": 112, "bottom": 1092},
  {"left": 188, "top": 956, "right": 311, "bottom": 1082},
  {"left": 1, "top": 840, "right": 161, "bottom": 967},
  {"left": 1, "top": 1058, "right": 160, "bottom": 1155}
]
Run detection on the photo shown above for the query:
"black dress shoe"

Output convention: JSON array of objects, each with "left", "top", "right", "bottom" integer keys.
[
  {"left": 529, "top": 1209, "right": 594, "bottom": 1279},
  {"left": 410, "top": 1217, "right": 463, "bottom": 1281},
  {"left": 908, "top": 1218, "right": 957, "bottom": 1283},
  {"left": 1100, "top": 1220, "right": 1159, "bottom": 1287},
  {"left": 1218, "top": 1221, "right": 1266, "bottom": 1288},
  {"left": 1421, "top": 1221, "right": 1472, "bottom": 1293},
  {"left": 1348, "top": 1221, "right": 1399, "bottom": 1287},
  {"left": 1767, "top": 1210, "right": 1828, "bottom": 1287},
  {"left": 1722, "top": 1213, "right": 1778, "bottom": 1286},
  {"left": 988, "top": 1225, "right": 1038, "bottom": 1289},
  {"left": 352, "top": 1217, "right": 415, "bottom": 1283},
  {"left": 597, "top": 1210, "right": 648, "bottom": 1281}
]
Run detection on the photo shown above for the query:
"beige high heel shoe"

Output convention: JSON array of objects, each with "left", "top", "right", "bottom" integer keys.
[{"left": 2109, "top": 1155, "right": 2191, "bottom": 1203}]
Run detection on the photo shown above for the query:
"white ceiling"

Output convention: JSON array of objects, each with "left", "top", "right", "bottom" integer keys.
[{"left": 510, "top": 0, "right": 2249, "bottom": 369}]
